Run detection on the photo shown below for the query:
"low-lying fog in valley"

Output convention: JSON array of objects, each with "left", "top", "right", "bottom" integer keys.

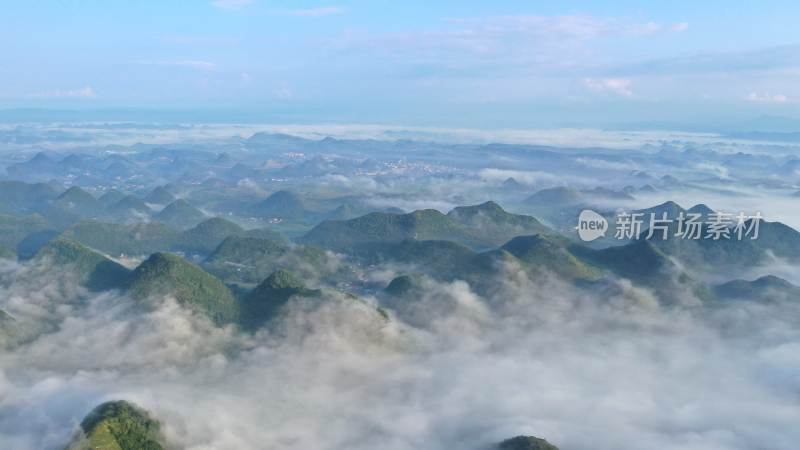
[{"left": 1, "top": 124, "right": 799, "bottom": 449}]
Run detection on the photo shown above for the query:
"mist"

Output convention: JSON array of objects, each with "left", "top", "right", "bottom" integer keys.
[{"left": 2, "top": 257, "right": 798, "bottom": 450}]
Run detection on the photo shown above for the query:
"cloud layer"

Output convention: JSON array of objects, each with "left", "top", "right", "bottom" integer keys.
[{"left": 1, "top": 257, "right": 799, "bottom": 450}]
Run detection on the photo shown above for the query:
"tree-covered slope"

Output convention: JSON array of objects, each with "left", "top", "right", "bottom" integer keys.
[
  {"left": 155, "top": 199, "right": 206, "bottom": 229},
  {"left": 127, "top": 252, "right": 239, "bottom": 325},
  {"left": 61, "top": 221, "right": 179, "bottom": 257},
  {"left": 447, "top": 201, "right": 551, "bottom": 245},
  {"left": 34, "top": 238, "right": 130, "bottom": 291},
  {"left": 251, "top": 190, "right": 310, "bottom": 219},
  {"left": 177, "top": 217, "right": 244, "bottom": 254},
  {"left": 67, "top": 400, "right": 164, "bottom": 450},
  {"left": 501, "top": 234, "right": 599, "bottom": 280},
  {"left": 203, "top": 235, "right": 333, "bottom": 285},
  {"left": 498, "top": 435, "right": 560, "bottom": 450},
  {"left": 303, "top": 202, "right": 551, "bottom": 252},
  {"left": 240, "top": 269, "right": 320, "bottom": 329},
  {"left": 714, "top": 275, "right": 800, "bottom": 302},
  {"left": 301, "top": 209, "right": 484, "bottom": 252}
]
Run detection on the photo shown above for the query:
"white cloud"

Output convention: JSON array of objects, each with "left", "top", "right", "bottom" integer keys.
[
  {"left": 30, "top": 86, "right": 96, "bottom": 98},
  {"left": 211, "top": 0, "right": 253, "bottom": 9},
  {"left": 583, "top": 77, "right": 633, "bottom": 96},
  {"left": 288, "top": 6, "right": 343, "bottom": 17},
  {"left": 746, "top": 92, "right": 789, "bottom": 103}
]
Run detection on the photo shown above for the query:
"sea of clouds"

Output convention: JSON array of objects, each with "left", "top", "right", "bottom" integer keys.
[{"left": 1, "top": 256, "right": 799, "bottom": 450}]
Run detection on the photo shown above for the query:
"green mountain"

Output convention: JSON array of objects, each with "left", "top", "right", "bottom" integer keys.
[
  {"left": 54, "top": 186, "right": 101, "bottom": 216},
  {"left": 144, "top": 186, "right": 176, "bottom": 205},
  {"left": 569, "top": 240, "right": 674, "bottom": 284},
  {"left": 62, "top": 221, "right": 179, "bottom": 257},
  {"left": 498, "top": 435, "right": 559, "bottom": 450},
  {"left": 0, "top": 180, "right": 58, "bottom": 208},
  {"left": 447, "top": 201, "right": 551, "bottom": 246},
  {"left": 107, "top": 195, "right": 151, "bottom": 216},
  {"left": 34, "top": 239, "right": 129, "bottom": 291},
  {"left": 0, "top": 213, "right": 51, "bottom": 254},
  {"left": 179, "top": 217, "right": 245, "bottom": 254},
  {"left": 302, "top": 209, "right": 484, "bottom": 252},
  {"left": 613, "top": 201, "right": 800, "bottom": 271},
  {"left": 501, "top": 234, "right": 599, "bottom": 280},
  {"left": 113, "top": 195, "right": 150, "bottom": 212},
  {"left": 243, "top": 226, "right": 288, "bottom": 242},
  {"left": 127, "top": 252, "right": 239, "bottom": 325},
  {"left": 67, "top": 400, "right": 164, "bottom": 450},
  {"left": 384, "top": 274, "right": 423, "bottom": 297},
  {"left": 241, "top": 269, "right": 320, "bottom": 329},
  {"left": 524, "top": 186, "right": 583, "bottom": 205},
  {"left": 649, "top": 218, "right": 800, "bottom": 269},
  {"left": 204, "top": 235, "right": 332, "bottom": 285},
  {"left": 714, "top": 275, "right": 800, "bottom": 302},
  {"left": 97, "top": 189, "right": 127, "bottom": 207},
  {"left": 362, "top": 239, "right": 480, "bottom": 280},
  {"left": 304, "top": 202, "right": 551, "bottom": 253},
  {"left": 252, "top": 190, "right": 309, "bottom": 219},
  {"left": 155, "top": 199, "right": 206, "bottom": 229}
]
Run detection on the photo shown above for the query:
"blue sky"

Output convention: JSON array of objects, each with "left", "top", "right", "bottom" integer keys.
[{"left": 3, "top": 0, "right": 800, "bottom": 127}]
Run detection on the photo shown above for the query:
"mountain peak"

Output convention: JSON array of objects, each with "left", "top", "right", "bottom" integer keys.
[
  {"left": 687, "top": 203, "right": 714, "bottom": 216},
  {"left": 128, "top": 252, "right": 239, "bottom": 324},
  {"left": 252, "top": 190, "right": 308, "bottom": 218},
  {"left": 71, "top": 400, "right": 165, "bottom": 450},
  {"left": 449, "top": 200, "right": 504, "bottom": 216},
  {"left": 498, "top": 435, "right": 559, "bottom": 450},
  {"left": 524, "top": 186, "right": 582, "bottom": 205},
  {"left": 35, "top": 238, "right": 130, "bottom": 291},
  {"left": 144, "top": 186, "right": 175, "bottom": 204},
  {"left": 57, "top": 186, "right": 96, "bottom": 202},
  {"left": 242, "top": 269, "right": 319, "bottom": 329}
]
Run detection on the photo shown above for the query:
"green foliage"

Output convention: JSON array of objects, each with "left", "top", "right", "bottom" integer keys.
[
  {"left": 241, "top": 269, "right": 320, "bottom": 329},
  {"left": 204, "top": 235, "right": 337, "bottom": 285},
  {"left": 98, "top": 189, "right": 127, "bottom": 207},
  {"left": 303, "top": 202, "right": 553, "bottom": 252},
  {"left": 108, "top": 195, "right": 151, "bottom": 214},
  {"left": 35, "top": 238, "right": 130, "bottom": 291},
  {"left": 447, "top": 201, "right": 550, "bottom": 246},
  {"left": 56, "top": 186, "right": 98, "bottom": 205},
  {"left": 127, "top": 252, "right": 239, "bottom": 325},
  {"left": 0, "top": 213, "right": 50, "bottom": 251},
  {"left": 252, "top": 190, "right": 308, "bottom": 219},
  {"left": 155, "top": 199, "right": 206, "bottom": 229},
  {"left": 177, "top": 217, "right": 244, "bottom": 254},
  {"left": 70, "top": 400, "right": 164, "bottom": 450},
  {"left": 144, "top": 186, "right": 175, "bottom": 205},
  {"left": 384, "top": 274, "right": 423, "bottom": 297},
  {"left": 302, "top": 209, "right": 479, "bottom": 251},
  {"left": 714, "top": 275, "right": 800, "bottom": 302},
  {"left": 54, "top": 186, "right": 101, "bottom": 216},
  {"left": 498, "top": 435, "right": 559, "bottom": 450},
  {"left": 62, "top": 220, "right": 179, "bottom": 257},
  {"left": 501, "top": 234, "right": 599, "bottom": 280},
  {"left": 570, "top": 240, "right": 672, "bottom": 283},
  {"left": 0, "top": 180, "right": 58, "bottom": 206}
]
